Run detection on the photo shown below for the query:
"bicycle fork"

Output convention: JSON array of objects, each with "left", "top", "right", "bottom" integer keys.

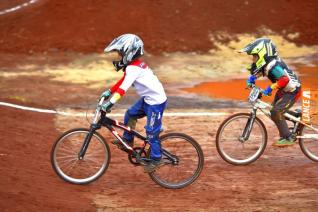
[
  {"left": 240, "top": 108, "right": 257, "bottom": 142},
  {"left": 78, "top": 124, "right": 100, "bottom": 160}
]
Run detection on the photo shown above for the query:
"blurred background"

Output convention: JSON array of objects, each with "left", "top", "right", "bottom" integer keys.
[
  {"left": 1, "top": 0, "right": 317, "bottom": 109},
  {"left": 1, "top": 1, "right": 318, "bottom": 211}
]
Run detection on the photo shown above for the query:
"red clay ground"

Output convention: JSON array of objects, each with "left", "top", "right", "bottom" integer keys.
[
  {"left": 1, "top": 1, "right": 318, "bottom": 211},
  {"left": 1, "top": 104, "right": 318, "bottom": 211},
  {"left": 0, "top": 0, "right": 318, "bottom": 54},
  {"left": 1, "top": 61, "right": 318, "bottom": 211},
  {"left": 0, "top": 106, "right": 96, "bottom": 212}
]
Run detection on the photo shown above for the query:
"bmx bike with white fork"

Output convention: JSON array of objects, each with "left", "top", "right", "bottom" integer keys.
[
  {"left": 215, "top": 85, "right": 318, "bottom": 165},
  {"left": 51, "top": 97, "right": 204, "bottom": 189}
]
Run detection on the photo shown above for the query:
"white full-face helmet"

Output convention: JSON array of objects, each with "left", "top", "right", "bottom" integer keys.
[{"left": 104, "top": 34, "right": 144, "bottom": 71}]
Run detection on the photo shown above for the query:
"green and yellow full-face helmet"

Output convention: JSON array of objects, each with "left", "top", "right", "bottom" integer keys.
[{"left": 238, "top": 38, "right": 278, "bottom": 75}]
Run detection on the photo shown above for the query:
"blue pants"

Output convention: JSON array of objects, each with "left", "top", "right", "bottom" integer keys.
[{"left": 123, "top": 97, "right": 167, "bottom": 160}]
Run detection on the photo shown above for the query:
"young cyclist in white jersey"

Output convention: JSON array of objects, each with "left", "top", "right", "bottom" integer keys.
[{"left": 100, "top": 34, "right": 167, "bottom": 173}]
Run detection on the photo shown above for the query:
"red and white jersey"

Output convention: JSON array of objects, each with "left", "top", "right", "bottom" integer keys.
[{"left": 110, "top": 59, "right": 167, "bottom": 105}]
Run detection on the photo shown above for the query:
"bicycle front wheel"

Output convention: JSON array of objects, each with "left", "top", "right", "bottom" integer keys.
[
  {"left": 216, "top": 113, "right": 267, "bottom": 165},
  {"left": 299, "top": 124, "right": 318, "bottom": 162},
  {"left": 51, "top": 128, "right": 111, "bottom": 184},
  {"left": 148, "top": 133, "right": 204, "bottom": 189}
]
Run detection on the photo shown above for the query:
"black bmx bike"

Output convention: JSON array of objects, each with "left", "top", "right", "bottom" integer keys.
[{"left": 51, "top": 97, "right": 204, "bottom": 189}]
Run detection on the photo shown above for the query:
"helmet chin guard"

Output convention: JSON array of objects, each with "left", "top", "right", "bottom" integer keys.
[{"left": 112, "top": 61, "right": 125, "bottom": 72}]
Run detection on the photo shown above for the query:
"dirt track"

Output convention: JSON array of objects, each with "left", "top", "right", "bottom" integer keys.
[
  {"left": 1, "top": 1, "right": 318, "bottom": 211},
  {"left": 1, "top": 105, "right": 318, "bottom": 211},
  {"left": 1, "top": 58, "right": 318, "bottom": 211},
  {"left": 2, "top": 55, "right": 318, "bottom": 211}
]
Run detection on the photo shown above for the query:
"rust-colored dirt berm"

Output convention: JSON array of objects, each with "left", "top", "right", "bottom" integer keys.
[{"left": 0, "top": 0, "right": 317, "bottom": 54}]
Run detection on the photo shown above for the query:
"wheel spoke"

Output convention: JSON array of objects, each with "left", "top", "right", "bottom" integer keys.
[
  {"left": 63, "top": 159, "right": 79, "bottom": 175},
  {"left": 81, "top": 158, "right": 101, "bottom": 172},
  {"left": 85, "top": 157, "right": 103, "bottom": 166},
  {"left": 57, "top": 157, "right": 78, "bottom": 168},
  {"left": 85, "top": 149, "right": 105, "bottom": 157},
  {"left": 56, "top": 155, "right": 78, "bottom": 159},
  {"left": 58, "top": 147, "right": 78, "bottom": 155}
]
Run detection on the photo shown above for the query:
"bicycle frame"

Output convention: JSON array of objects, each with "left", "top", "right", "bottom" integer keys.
[
  {"left": 78, "top": 97, "right": 147, "bottom": 159},
  {"left": 78, "top": 97, "right": 179, "bottom": 165},
  {"left": 243, "top": 87, "right": 318, "bottom": 141}
]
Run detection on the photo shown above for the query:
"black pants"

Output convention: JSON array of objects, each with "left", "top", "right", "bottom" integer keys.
[{"left": 270, "top": 87, "right": 301, "bottom": 138}]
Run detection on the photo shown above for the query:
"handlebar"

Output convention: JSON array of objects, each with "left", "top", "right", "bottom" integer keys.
[
  {"left": 92, "top": 96, "right": 107, "bottom": 124},
  {"left": 247, "top": 85, "right": 264, "bottom": 103},
  {"left": 246, "top": 84, "right": 266, "bottom": 95}
]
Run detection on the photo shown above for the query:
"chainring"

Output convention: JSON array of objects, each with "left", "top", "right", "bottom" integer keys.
[{"left": 128, "top": 147, "right": 147, "bottom": 166}]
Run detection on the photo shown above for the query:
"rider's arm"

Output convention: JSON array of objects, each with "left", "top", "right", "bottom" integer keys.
[
  {"left": 269, "top": 76, "right": 289, "bottom": 90},
  {"left": 263, "top": 65, "right": 289, "bottom": 96},
  {"left": 101, "top": 66, "right": 140, "bottom": 112},
  {"left": 108, "top": 66, "right": 140, "bottom": 104},
  {"left": 100, "top": 74, "right": 124, "bottom": 99},
  {"left": 100, "top": 73, "right": 126, "bottom": 100},
  {"left": 269, "top": 65, "right": 289, "bottom": 90},
  {"left": 109, "top": 74, "right": 126, "bottom": 94}
]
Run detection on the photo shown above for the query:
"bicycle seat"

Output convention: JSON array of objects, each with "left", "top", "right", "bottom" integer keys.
[{"left": 287, "top": 109, "right": 302, "bottom": 118}]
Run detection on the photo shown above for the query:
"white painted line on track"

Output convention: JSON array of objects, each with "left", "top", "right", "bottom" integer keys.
[
  {"left": 164, "top": 112, "right": 229, "bottom": 116},
  {"left": 0, "top": 101, "right": 230, "bottom": 117},
  {"left": 0, "top": 0, "right": 39, "bottom": 15},
  {"left": 0, "top": 101, "right": 56, "bottom": 114}
]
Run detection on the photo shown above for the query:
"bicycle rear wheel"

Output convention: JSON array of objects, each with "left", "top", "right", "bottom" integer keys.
[
  {"left": 216, "top": 113, "right": 267, "bottom": 165},
  {"left": 148, "top": 133, "right": 204, "bottom": 189},
  {"left": 51, "top": 128, "right": 110, "bottom": 184},
  {"left": 299, "top": 124, "right": 318, "bottom": 162}
]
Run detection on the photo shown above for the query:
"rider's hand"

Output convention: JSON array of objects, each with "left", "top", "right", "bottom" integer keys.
[
  {"left": 246, "top": 75, "right": 257, "bottom": 88},
  {"left": 262, "top": 86, "right": 272, "bottom": 96},
  {"left": 100, "top": 89, "right": 112, "bottom": 100},
  {"left": 101, "top": 101, "right": 114, "bottom": 112}
]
